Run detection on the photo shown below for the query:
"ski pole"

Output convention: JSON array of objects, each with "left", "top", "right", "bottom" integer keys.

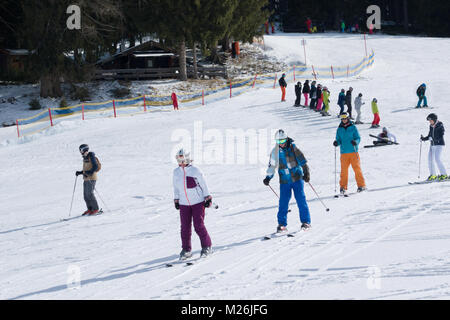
[
  {"left": 93, "top": 184, "right": 111, "bottom": 213},
  {"left": 308, "top": 182, "right": 330, "bottom": 212},
  {"left": 334, "top": 146, "right": 337, "bottom": 194},
  {"left": 418, "top": 139, "right": 423, "bottom": 179},
  {"left": 68, "top": 175, "right": 78, "bottom": 218},
  {"left": 268, "top": 185, "right": 291, "bottom": 212}
]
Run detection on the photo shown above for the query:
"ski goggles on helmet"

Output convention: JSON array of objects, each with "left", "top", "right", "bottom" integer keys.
[{"left": 276, "top": 139, "right": 287, "bottom": 145}]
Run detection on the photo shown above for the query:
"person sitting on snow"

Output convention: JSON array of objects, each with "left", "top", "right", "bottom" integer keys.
[{"left": 374, "top": 127, "right": 397, "bottom": 146}]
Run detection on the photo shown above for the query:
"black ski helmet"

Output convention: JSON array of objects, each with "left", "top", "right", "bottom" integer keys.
[
  {"left": 79, "top": 144, "right": 89, "bottom": 153},
  {"left": 427, "top": 113, "right": 438, "bottom": 122}
]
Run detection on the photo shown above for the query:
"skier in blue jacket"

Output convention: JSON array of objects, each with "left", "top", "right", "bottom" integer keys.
[
  {"left": 263, "top": 129, "right": 311, "bottom": 232},
  {"left": 337, "top": 89, "right": 346, "bottom": 116}
]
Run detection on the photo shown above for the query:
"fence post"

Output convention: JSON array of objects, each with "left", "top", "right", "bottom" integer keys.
[
  {"left": 347, "top": 65, "right": 350, "bottom": 78},
  {"left": 293, "top": 65, "right": 296, "bottom": 81},
  {"left": 113, "top": 100, "right": 117, "bottom": 118},
  {"left": 16, "top": 119, "right": 20, "bottom": 138},
  {"left": 273, "top": 74, "right": 277, "bottom": 89},
  {"left": 252, "top": 74, "right": 258, "bottom": 88},
  {"left": 331, "top": 66, "right": 335, "bottom": 80},
  {"left": 202, "top": 90, "right": 205, "bottom": 105},
  {"left": 82, "top": 104, "right": 85, "bottom": 120},
  {"left": 143, "top": 95, "right": 147, "bottom": 112},
  {"left": 312, "top": 65, "right": 317, "bottom": 80},
  {"left": 48, "top": 108, "right": 53, "bottom": 126}
]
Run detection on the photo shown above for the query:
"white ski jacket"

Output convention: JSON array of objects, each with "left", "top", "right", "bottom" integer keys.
[{"left": 173, "top": 165, "right": 210, "bottom": 206}]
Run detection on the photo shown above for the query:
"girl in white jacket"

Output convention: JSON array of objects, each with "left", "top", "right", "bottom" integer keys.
[{"left": 173, "top": 149, "right": 212, "bottom": 260}]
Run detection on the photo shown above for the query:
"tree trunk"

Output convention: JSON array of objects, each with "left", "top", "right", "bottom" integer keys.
[
  {"left": 178, "top": 40, "right": 187, "bottom": 81},
  {"left": 40, "top": 73, "right": 62, "bottom": 98},
  {"left": 193, "top": 42, "right": 198, "bottom": 80}
]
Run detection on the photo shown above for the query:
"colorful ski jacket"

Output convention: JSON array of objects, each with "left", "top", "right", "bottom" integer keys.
[
  {"left": 371, "top": 101, "right": 379, "bottom": 114},
  {"left": 266, "top": 139, "right": 307, "bottom": 184},
  {"left": 173, "top": 165, "right": 210, "bottom": 206}
]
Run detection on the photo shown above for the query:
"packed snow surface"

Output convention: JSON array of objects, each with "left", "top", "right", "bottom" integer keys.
[{"left": 1, "top": 33, "right": 450, "bottom": 299}]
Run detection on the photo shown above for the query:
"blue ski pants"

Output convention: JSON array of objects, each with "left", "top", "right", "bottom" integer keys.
[
  {"left": 277, "top": 180, "right": 311, "bottom": 226},
  {"left": 417, "top": 96, "right": 427, "bottom": 107}
]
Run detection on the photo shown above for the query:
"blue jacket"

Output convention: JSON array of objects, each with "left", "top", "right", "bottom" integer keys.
[
  {"left": 336, "top": 122, "right": 361, "bottom": 154},
  {"left": 338, "top": 92, "right": 346, "bottom": 106}
]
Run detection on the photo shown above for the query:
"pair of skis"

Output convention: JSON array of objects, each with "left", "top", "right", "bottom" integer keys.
[
  {"left": 166, "top": 255, "right": 209, "bottom": 268},
  {"left": 60, "top": 209, "right": 104, "bottom": 222}
]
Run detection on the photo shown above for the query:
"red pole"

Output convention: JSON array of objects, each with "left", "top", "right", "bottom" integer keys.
[
  {"left": 113, "top": 100, "right": 117, "bottom": 118},
  {"left": 143, "top": 95, "right": 147, "bottom": 112},
  {"left": 293, "top": 65, "right": 296, "bottom": 81},
  {"left": 48, "top": 108, "right": 53, "bottom": 126},
  {"left": 312, "top": 65, "right": 317, "bottom": 80},
  {"left": 202, "top": 90, "right": 205, "bottom": 105},
  {"left": 82, "top": 104, "right": 85, "bottom": 120},
  {"left": 273, "top": 74, "right": 277, "bottom": 89},
  {"left": 16, "top": 119, "right": 20, "bottom": 138},
  {"left": 331, "top": 66, "right": 335, "bottom": 80},
  {"left": 252, "top": 74, "right": 258, "bottom": 88},
  {"left": 230, "top": 82, "right": 232, "bottom": 98}
]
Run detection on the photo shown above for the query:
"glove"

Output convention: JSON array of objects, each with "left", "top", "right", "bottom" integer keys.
[
  {"left": 174, "top": 200, "right": 180, "bottom": 210},
  {"left": 420, "top": 135, "right": 427, "bottom": 141},
  {"left": 351, "top": 140, "right": 357, "bottom": 146},
  {"left": 302, "top": 165, "right": 310, "bottom": 183},
  {"left": 263, "top": 176, "right": 271, "bottom": 186},
  {"left": 204, "top": 196, "right": 212, "bottom": 208},
  {"left": 333, "top": 140, "right": 339, "bottom": 147},
  {"left": 75, "top": 171, "right": 83, "bottom": 176}
]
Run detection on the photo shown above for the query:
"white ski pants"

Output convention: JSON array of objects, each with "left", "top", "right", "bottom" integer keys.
[{"left": 428, "top": 145, "right": 447, "bottom": 176}]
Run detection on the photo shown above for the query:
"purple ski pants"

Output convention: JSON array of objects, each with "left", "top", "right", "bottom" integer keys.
[{"left": 179, "top": 202, "right": 212, "bottom": 252}]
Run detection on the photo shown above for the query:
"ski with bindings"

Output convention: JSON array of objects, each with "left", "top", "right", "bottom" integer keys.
[
  {"left": 61, "top": 209, "right": 103, "bottom": 221},
  {"left": 409, "top": 179, "right": 450, "bottom": 185}
]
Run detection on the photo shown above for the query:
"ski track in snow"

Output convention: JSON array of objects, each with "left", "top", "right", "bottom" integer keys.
[{"left": 1, "top": 33, "right": 450, "bottom": 299}]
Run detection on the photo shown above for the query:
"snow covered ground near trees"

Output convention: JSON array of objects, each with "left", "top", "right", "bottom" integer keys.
[{"left": 1, "top": 33, "right": 450, "bottom": 299}]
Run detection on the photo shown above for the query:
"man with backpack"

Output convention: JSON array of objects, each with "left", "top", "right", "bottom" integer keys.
[{"left": 76, "top": 144, "right": 101, "bottom": 216}]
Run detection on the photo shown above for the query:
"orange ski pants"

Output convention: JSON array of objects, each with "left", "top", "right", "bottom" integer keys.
[{"left": 340, "top": 152, "right": 366, "bottom": 189}]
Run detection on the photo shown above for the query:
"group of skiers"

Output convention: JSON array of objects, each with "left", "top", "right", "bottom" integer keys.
[
  {"left": 72, "top": 82, "right": 445, "bottom": 262},
  {"left": 286, "top": 79, "right": 381, "bottom": 128}
]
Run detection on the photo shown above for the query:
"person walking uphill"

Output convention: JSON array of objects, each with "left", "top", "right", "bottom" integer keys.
[
  {"left": 421, "top": 113, "right": 448, "bottom": 181},
  {"left": 337, "top": 89, "right": 346, "bottom": 116},
  {"left": 333, "top": 113, "right": 367, "bottom": 195},
  {"left": 416, "top": 83, "right": 428, "bottom": 108},
  {"left": 173, "top": 149, "right": 213, "bottom": 260},
  {"left": 263, "top": 130, "right": 312, "bottom": 232},
  {"left": 75, "top": 144, "right": 101, "bottom": 216},
  {"left": 279, "top": 73, "right": 287, "bottom": 102}
]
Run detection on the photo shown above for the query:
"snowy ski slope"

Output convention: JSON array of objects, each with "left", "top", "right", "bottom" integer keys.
[{"left": 1, "top": 33, "right": 450, "bottom": 299}]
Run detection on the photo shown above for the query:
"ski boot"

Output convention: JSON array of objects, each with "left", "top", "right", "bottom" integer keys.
[
  {"left": 82, "top": 210, "right": 91, "bottom": 216},
  {"left": 427, "top": 175, "right": 438, "bottom": 182},
  {"left": 357, "top": 186, "right": 367, "bottom": 193},
  {"left": 277, "top": 225, "right": 288, "bottom": 233},
  {"left": 340, "top": 187, "right": 347, "bottom": 196},
  {"left": 88, "top": 209, "right": 101, "bottom": 216},
  {"left": 200, "top": 247, "right": 212, "bottom": 258},
  {"left": 301, "top": 223, "right": 311, "bottom": 231},
  {"left": 179, "top": 249, "right": 193, "bottom": 261}
]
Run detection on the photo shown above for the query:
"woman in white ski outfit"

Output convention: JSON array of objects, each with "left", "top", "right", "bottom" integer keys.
[
  {"left": 421, "top": 113, "right": 448, "bottom": 181},
  {"left": 173, "top": 149, "right": 212, "bottom": 260}
]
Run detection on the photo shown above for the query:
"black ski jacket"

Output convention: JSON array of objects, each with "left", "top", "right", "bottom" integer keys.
[
  {"left": 302, "top": 82, "right": 310, "bottom": 94},
  {"left": 295, "top": 83, "right": 302, "bottom": 96},
  {"left": 424, "top": 121, "right": 445, "bottom": 146}
]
